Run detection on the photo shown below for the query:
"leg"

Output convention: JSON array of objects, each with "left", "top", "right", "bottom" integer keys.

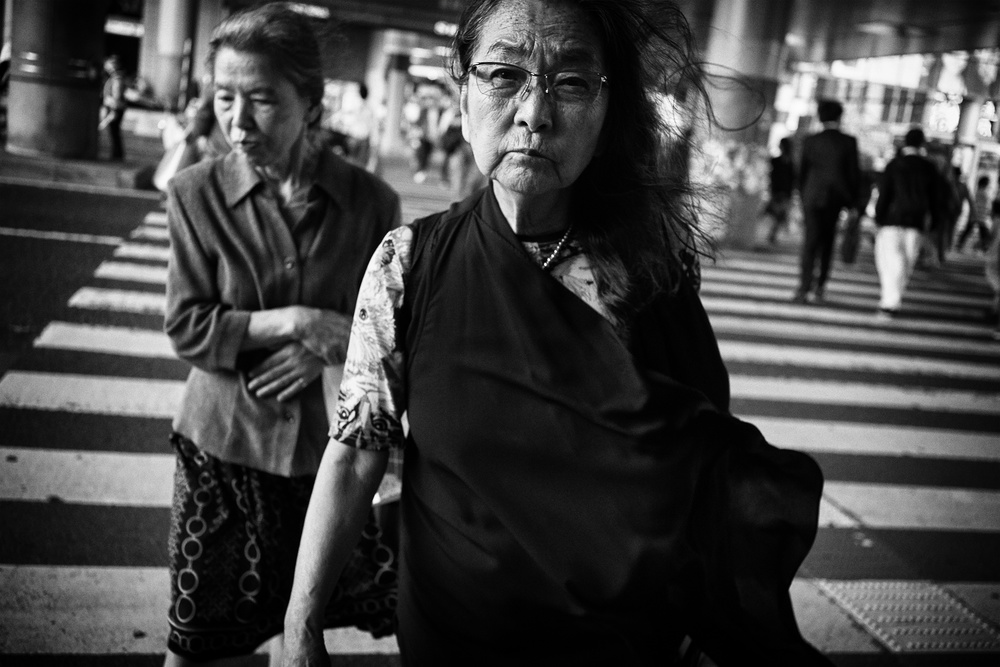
[
  {"left": 766, "top": 197, "right": 788, "bottom": 244},
  {"left": 814, "top": 207, "right": 840, "bottom": 297},
  {"left": 978, "top": 223, "right": 993, "bottom": 252},
  {"left": 875, "top": 226, "right": 904, "bottom": 311},
  {"left": 164, "top": 435, "right": 288, "bottom": 666},
  {"left": 898, "top": 227, "right": 924, "bottom": 298},
  {"left": 108, "top": 110, "right": 125, "bottom": 160},
  {"left": 795, "top": 207, "right": 822, "bottom": 299},
  {"left": 956, "top": 219, "right": 979, "bottom": 251}
]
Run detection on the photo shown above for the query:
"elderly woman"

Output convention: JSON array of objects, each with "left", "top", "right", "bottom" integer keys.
[
  {"left": 162, "top": 5, "right": 401, "bottom": 665},
  {"left": 284, "top": 0, "right": 829, "bottom": 664}
]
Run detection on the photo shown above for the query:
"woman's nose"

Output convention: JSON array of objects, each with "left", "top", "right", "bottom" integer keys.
[
  {"left": 513, "top": 78, "right": 553, "bottom": 132},
  {"left": 232, "top": 97, "right": 254, "bottom": 129}
]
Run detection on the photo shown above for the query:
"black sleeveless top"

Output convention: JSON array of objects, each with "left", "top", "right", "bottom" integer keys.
[{"left": 393, "top": 187, "right": 829, "bottom": 666}]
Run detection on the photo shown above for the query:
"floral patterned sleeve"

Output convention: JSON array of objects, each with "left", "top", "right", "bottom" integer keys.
[{"left": 332, "top": 226, "right": 413, "bottom": 452}]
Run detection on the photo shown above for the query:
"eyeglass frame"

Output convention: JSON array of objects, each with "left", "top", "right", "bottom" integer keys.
[{"left": 467, "top": 61, "right": 609, "bottom": 104}]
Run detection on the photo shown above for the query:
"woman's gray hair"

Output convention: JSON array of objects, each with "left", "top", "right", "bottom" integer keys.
[
  {"left": 452, "top": 0, "right": 710, "bottom": 316},
  {"left": 207, "top": 3, "right": 326, "bottom": 113}
]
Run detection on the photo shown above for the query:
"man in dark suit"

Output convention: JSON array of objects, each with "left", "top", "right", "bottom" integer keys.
[{"left": 793, "top": 99, "right": 861, "bottom": 303}]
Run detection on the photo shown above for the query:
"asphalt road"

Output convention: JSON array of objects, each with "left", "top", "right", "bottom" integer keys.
[{"left": 0, "top": 183, "right": 162, "bottom": 371}]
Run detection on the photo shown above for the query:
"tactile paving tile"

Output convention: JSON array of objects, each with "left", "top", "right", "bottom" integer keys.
[{"left": 817, "top": 580, "right": 1000, "bottom": 653}]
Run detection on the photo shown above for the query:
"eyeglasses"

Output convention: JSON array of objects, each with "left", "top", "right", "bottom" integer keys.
[{"left": 468, "top": 62, "right": 608, "bottom": 105}]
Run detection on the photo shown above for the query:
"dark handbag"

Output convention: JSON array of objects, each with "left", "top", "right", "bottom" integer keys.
[{"left": 840, "top": 210, "right": 861, "bottom": 264}]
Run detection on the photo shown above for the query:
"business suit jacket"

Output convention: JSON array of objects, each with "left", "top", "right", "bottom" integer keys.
[{"left": 799, "top": 127, "right": 861, "bottom": 212}]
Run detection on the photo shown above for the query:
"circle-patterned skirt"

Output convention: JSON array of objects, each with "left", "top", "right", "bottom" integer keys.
[{"left": 166, "top": 433, "right": 398, "bottom": 660}]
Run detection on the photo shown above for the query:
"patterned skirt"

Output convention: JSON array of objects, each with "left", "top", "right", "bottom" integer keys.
[{"left": 166, "top": 433, "right": 398, "bottom": 660}]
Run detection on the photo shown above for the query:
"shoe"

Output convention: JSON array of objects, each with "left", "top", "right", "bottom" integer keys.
[
  {"left": 791, "top": 291, "right": 808, "bottom": 304},
  {"left": 876, "top": 307, "right": 898, "bottom": 321},
  {"left": 813, "top": 287, "right": 826, "bottom": 303}
]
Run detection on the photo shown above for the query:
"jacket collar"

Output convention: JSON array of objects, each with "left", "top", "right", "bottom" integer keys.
[{"left": 222, "top": 148, "right": 353, "bottom": 209}]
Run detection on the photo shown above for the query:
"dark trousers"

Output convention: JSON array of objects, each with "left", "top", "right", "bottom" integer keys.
[
  {"left": 106, "top": 108, "right": 125, "bottom": 160},
  {"left": 797, "top": 204, "right": 841, "bottom": 294}
]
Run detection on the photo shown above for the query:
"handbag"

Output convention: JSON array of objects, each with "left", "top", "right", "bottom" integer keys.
[{"left": 840, "top": 209, "right": 861, "bottom": 264}]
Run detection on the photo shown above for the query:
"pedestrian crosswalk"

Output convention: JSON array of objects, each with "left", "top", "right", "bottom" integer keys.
[{"left": 2, "top": 206, "right": 1000, "bottom": 664}]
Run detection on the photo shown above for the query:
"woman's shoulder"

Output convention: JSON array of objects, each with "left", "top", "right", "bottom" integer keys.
[
  {"left": 167, "top": 153, "right": 232, "bottom": 198},
  {"left": 320, "top": 149, "right": 399, "bottom": 206}
]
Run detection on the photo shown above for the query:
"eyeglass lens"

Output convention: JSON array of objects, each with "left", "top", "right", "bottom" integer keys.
[{"left": 471, "top": 63, "right": 605, "bottom": 103}]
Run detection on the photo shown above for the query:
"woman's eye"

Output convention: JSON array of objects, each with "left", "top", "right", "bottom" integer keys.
[
  {"left": 489, "top": 67, "right": 524, "bottom": 86},
  {"left": 555, "top": 75, "right": 590, "bottom": 91}
]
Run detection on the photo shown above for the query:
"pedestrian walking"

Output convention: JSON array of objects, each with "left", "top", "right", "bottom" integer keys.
[
  {"left": 403, "top": 88, "right": 438, "bottom": 183},
  {"left": 873, "top": 128, "right": 947, "bottom": 318},
  {"left": 282, "top": 1, "right": 830, "bottom": 665},
  {"left": 100, "top": 55, "right": 128, "bottom": 161},
  {"left": 161, "top": 5, "right": 401, "bottom": 665},
  {"left": 765, "top": 136, "right": 797, "bottom": 245},
  {"left": 437, "top": 95, "right": 466, "bottom": 189},
  {"left": 954, "top": 173, "right": 993, "bottom": 253},
  {"left": 792, "top": 99, "right": 861, "bottom": 303},
  {"left": 945, "top": 166, "right": 975, "bottom": 257}
]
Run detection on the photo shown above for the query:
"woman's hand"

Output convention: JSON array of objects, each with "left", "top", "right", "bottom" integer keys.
[
  {"left": 281, "top": 619, "right": 330, "bottom": 666},
  {"left": 246, "top": 341, "right": 324, "bottom": 402},
  {"left": 291, "top": 307, "right": 353, "bottom": 365}
]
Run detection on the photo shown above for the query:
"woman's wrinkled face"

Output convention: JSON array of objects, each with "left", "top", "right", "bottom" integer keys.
[
  {"left": 212, "top": 47, "right": 315, "bottom": 171},
  {"left": 461, "top": 0, "right": 609, "bottom": 198}
]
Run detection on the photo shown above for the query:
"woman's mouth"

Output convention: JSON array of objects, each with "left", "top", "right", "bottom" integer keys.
[{"left": 511, "top": 148, "right": 548, "bottom": 159}]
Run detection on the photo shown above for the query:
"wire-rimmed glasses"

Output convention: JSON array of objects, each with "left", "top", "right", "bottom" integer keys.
[{"left": 468, "top": 62, "right": 608, "bottom": 105}]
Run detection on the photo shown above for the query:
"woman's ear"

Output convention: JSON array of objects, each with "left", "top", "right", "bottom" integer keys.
[{"left": 307, "top": 103, "right": 322, "bottom": 127}]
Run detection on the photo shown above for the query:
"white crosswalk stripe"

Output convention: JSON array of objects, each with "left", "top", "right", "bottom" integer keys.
[
  {"left": 94, "top": 260, "right": 168, "bottom": 284},
  {"left": 719, "top": 340, "right": 1000, "bottom": 379},
  {"left": 753, "top": 417, "right": 1000, "bottom": 461},
  {"left": 704, "top": 266, "right": 992, "bottom": 309},
  {"left": 4, "top": 200, "right": 1000, "bottom": 664},
  {"left": 34, "top": 322, "right": 176, "bottom": 358},
  {"left": 114, "top": 243, "right": 171, "bottom": 262},
  {"left": 732, "top": 375, "right": 1000, "bottom": 413},
  {"left": 0, "top": 371, "right": 181, "bottom": 417},
  {"left": 710, "top": 315, "right": 1000, "bottom": 356},
  {"left": 68, "top": 286, "right": 166, "bottom": 314},
  {"left": 704, "top": 295, "right": 992, "bottom": 336},
  {"left": 130, "top": 225, "right": 170, "bottom": 242},
  {"left": 7, "top": 446, "right": 1000, "bottom": 532}
]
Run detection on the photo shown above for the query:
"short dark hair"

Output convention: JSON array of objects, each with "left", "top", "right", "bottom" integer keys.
[
  {"left": 451, "top": 0, "right": 707, "bottom": 311},
  {"left": 207, "top": 3, "right": 325, "bottom": 111},
  {"left": 817, "top": 99, "right": 843, "bottom": 123},
  {"left": 904, "top": 127, "right": 925, "bottom": 148}
]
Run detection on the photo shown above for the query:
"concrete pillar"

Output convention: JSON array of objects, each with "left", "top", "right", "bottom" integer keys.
[
  {"left": 362, "top": 30, "right": 391, "bottom": 160},
  {"left": 5, "top": 0, "right": 111, "bottom": 159},
  {"left": 704, "top": 0, "right": 793, "bottom": 145},
  {"left": 956, "top": 97, "right": 983, "bottom": 146},
  {"left": 1, "top": 0, "right": 10, "bottom": 47},
  {"left": 383, "top": 53, "right": 410, "bottom": 153},
  {"left": 153, "top": 0, "right": 194, "bottom": 110},
  {"left": 190, "top": 0, "right": 226, "bottom": 88},
  {"left": 702, "top": 0, "right": 794, "bottom": 248}
]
